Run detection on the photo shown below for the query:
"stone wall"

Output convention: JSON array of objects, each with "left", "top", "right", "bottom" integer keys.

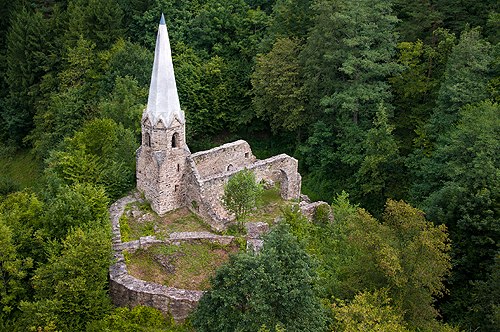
[
  {"left": 109, "top": 194, "right": 217, "bottom": 322},
  {"left": 190, "top": 140, "right": 256, "bottom": 179},
  {"left": 137, "top": 117, "right": 190, "bottom": 215},
  {"left": 186, "top": 152, "right": 302, "bottom": 230}
]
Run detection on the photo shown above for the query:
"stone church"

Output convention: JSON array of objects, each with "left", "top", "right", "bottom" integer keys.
[{"left": 136, "top": 15, "right": 302, "bottom": 231}]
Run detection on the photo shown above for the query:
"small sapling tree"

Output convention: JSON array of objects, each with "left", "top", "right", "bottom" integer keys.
[{"left": 221, "top": 169, "right": 263, "bottom": 230}]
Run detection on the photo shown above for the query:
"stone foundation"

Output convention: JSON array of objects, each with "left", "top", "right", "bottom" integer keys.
[{"left": 109, "top": 194, "right": 212, "bottom": 322}]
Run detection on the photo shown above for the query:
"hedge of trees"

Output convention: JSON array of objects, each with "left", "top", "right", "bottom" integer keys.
[{"left": 0, "top": 0, "right": 498, "bottom": 331}]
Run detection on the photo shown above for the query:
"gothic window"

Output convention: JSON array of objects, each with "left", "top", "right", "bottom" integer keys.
[
  {"left": 145, "top": 132, "right": 151, "bottom": 147},
  {"left": 227, "top": 164, "right": 234, "bottom": 171},
  {"left": 172, "top": 132, "right": 180, "bottom": 148}
]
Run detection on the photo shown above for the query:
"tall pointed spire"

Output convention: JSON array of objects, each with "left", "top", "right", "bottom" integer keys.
[{"left": 144, "top": 13, "right": 184, "bottom": 127}]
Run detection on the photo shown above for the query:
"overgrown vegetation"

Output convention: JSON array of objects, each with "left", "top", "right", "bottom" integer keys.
[
  {"left": 127, "top": 241, "right": 238, "bottom": 290},
  {"left": 222, "top": 169, "right": 263, "bottom": 229},
  {"left": 120, "top": 203, "right": 212, "bottom": 241},
  {"left": 0, "top": 0, "right": 498, "bottom": 330}
]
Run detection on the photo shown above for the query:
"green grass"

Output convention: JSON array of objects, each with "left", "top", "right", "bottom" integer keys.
[
  {"left": 120, "top": 203, "right": 212, "bottom": 241},
  {"left": 0, "top": 149, "right": 42, "bottom": 191},
  {"left": 127, "top": 241, "right": 238, "bottom": 290},
  {"left": 246, "top": 187, "right": 290, "bottom": 224}
]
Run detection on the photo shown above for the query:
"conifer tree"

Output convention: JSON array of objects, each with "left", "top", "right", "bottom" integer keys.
[
  {"left": 2, "top": 8, "right": 51, "bottom": 143},
  {"left": 300, "top": 0, "right": 401, "bottom": 205}
]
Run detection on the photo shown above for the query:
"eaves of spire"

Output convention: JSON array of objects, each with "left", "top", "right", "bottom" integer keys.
[{"left": 144, "top": 13, "right": 185, "bottom": 127}]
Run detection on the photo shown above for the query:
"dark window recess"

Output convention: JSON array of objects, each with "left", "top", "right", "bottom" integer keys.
[{"left": 172, "top": 132, "right": 180, "bottom": 147}]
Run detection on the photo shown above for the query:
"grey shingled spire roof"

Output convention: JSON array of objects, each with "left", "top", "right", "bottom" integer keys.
[{"left": 144, "top": 13, "right": 184, "bottom": 127}]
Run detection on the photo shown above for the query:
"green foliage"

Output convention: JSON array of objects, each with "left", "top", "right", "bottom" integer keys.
[
  {"left": 174, "top": 45, "right": 231, "bottom": 138},
  {"left": 355, "top": 105, "right": 404, "bottom": 213},
  {"left": 65, "top": 0, "right": 124, "bottom": 50},
  {"left": 252, "top": 37, "right": 306, "bottom": 136},
  {"left": 332, "top": 199, "right": 452, "bottom": 329},
  {"left": 0, "top": 218, "right": 33, "bottom": 320},
  {"left": 30, "top": 86, "right": 91, "bottom": 159},
  {"left": 2, "top": 7, "right": 53, "bottom": 143},
  {"left": 331, "top": 290, "right": 409, "bottom": 332},
  {"left": 0, "top": 191, "right": 45, "bottom": 262},
  {"left": 99, "top": 75, "right": 147, "bottom": 137},
  {"left": 414, "top": 100, "right": 500, "bottom": 327},
  {"left": 46, "top": 118, "right": 137, "bottom": 199},
  {"left": 393, "top": 0, "right": 443, "bottom": 42},
  {"left": 286, "top": 194, "right": 452, "bottom": 330},
  {"left": 463, "top": 252, "right": 500, "bottom": 331},
  {"left": 103, "top": 38, "right": 153, "bottom": 91},
  {"left": 87, "top": 305, "right": 193, "bottom": 332},
  {"left": 430, "top": 28, "right": 495, "bottom": 138},
  {"left": 390, "top": 28, "right": 457, "bottom": 156},
  {"left": 222, "top": 169, "right": 263, "bottom": 225},
  {"left": 299, "top": 0, "right": 401, "bottom": 207},
  {"left": 19, "top": 226, "right": 112, "bottom": 331},
  {"left": 192, "top": 223, "right": 326, "bottom": 332},
  {"left": 42, "top": 183, "right": 109, "bottom": 240}
]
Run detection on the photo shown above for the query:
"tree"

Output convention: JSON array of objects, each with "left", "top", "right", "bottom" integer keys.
[
  {"left": 393, "top": 0, "right": 442, "bottom": 42},
  {"left": 0, "top": 218, "right": 33, "bottom": 321},
  {"left": 299, "top": 0, "right": 401, "bottom": 205},
  {"left": 331, "top": 290, "right": 409, "bottom": 332},
  {"left": 192, "top": 224, "right": 326, "bottom": 332},
  {"left": 355, "top": 105, "right": 404, "bottom": 214},
  {"left": 45, "top": 118, "right": 137, "bottom": 199},
  {"left": 389, "top": 29, "right": 456, "bottom": 155},
  {"left": 65, "top": 0, "right": 124, "bottom": 50},
  {"left": 251, "top": 37, "right": 306, "bottom": 137},
  {"left": 2, "top": 7, "right": 53, "bottom": 143},
  {"left": 415, "top": 100, "right": 500, "bottom": 327},
  {"left": 18, "top": 226, "right": 112, "bottom": 332},
  {"left": 99, "top": 75, "right": 147, "bottom": 137},
  {"left": 429, "top": 28, "right": 495, "bottom": 139},
  {"left": 221, "top": 169, "right": 263, "bottom": 227},
  {"left": 42, "top": 183, "right": 109, "bottom": 240},
  {"left": 87, "top": 305, "right": 191, "bottom": 332},
  {"left": 329, "top": 197, "right": 451, "bottom": 330}
]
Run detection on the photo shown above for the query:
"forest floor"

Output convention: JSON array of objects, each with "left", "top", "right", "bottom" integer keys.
[{"left": 122, "top": 187, "right": 288, "bottom": 290}]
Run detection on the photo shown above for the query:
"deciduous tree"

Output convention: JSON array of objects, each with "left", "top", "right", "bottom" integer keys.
[
  {"left": 222, "top": 169, "right": 263, "bottom": 227},
  {"left": 192, "top": 224, "right": 326, "bottom": 332}
]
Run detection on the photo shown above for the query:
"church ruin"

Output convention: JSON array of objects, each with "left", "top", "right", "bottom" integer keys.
[{"left": 136, "top": 14, "right": 302, "bottom": 231}]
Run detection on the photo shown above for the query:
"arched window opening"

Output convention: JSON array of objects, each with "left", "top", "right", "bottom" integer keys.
[
  {"left": 172, "top": 132, "right": 180, "bottom": 148},
  {"left": 145, "top": 132, "right": 151, "bottom": 147},
  {"left": 227, "top": 164, "right": 234, "bottom": 171}
]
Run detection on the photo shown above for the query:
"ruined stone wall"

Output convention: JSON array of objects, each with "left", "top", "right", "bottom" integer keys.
[
  {"left": 189, "top": 153, "right": 302, "bottom": 228},
  {"left": 190, "top": 140, "right": 256, "bottom": 179},
  {"left": 247, "top": 154, "right": 301, "bottom": 200},
  {"left": 184, "top": 157, "right": 229, "bottom": 232},
  {"left": 109, "top": 194, "right": 223, "bottom": 322}
]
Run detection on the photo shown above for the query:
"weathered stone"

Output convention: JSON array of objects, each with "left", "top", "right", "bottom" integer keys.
[
  {"left": 247, "top": 239, "right": 264, "bottom": 253},
  {"left": 300, "top": 201, "right": 334, "bottom": 223},
  {"left": 110, "top": 15, "right": 308, "bottom": 323},
  {"left": 245, "top": 222, "right": 269, "bottom": 239}
]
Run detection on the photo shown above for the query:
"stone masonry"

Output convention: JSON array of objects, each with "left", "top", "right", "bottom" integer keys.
[{"left": 136, "top": 15, "right": 302, "bottom": 231}]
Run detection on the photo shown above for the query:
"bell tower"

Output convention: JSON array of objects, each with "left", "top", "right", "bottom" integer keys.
[{"left": 136, "top": 14, "right": 190, "bottom": 214}]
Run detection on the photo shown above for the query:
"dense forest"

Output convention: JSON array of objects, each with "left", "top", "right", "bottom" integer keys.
[{"left": 0, "top": 0, "right": 498, "bottom": 331}]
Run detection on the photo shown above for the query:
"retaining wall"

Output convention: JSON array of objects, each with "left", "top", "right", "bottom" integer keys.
[{"left": 108, "top": 194, "right": 233, "bottom": 322}]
